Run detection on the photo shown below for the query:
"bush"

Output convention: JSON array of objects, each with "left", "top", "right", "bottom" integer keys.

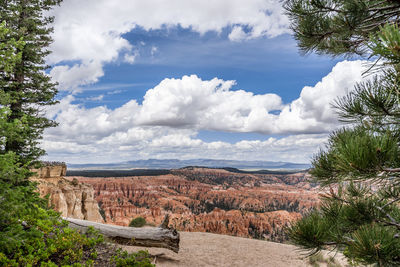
[
  {"left": 0, "top": 154, "right": 153, "bottom": 266},
  {"left": 129, "top": 217, "right": 146, "bottom": 227},
  {"left": 112, "top": 249, "right": 154, "bottom": 267},
  {"left": 0, "top": 166, "right": 104, "bottom": 266},
  {"left": 0, "top": 195, "right": 103, "bottom": 266},
  {"left": 71, "top": 177, "right": 79, "bottom": 186}
]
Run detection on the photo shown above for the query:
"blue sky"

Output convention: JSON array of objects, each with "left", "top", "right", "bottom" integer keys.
[
  {"left": 42, "top": 0, "right": 368, "bottom": 164},
  {"left": 74, "top": 29, "right": 341, "bottom": 106}
]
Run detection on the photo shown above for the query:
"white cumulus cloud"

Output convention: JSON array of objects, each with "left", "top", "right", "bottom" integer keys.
[
  {"left": 133, "top": 60, "right": 366, "bottom": 134},
  {"left": 43, "top": 60, "right": 368, "bottom": 163}
]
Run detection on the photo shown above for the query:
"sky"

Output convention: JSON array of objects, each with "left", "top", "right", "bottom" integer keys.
[{"left": 41, "top": 0, "right": 369, "bottom": 164}]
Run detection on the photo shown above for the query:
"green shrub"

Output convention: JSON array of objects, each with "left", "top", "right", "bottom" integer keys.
[
  {"left": 71, "top": 177, "right": 79, "bottom": 186},
  {"left": 129, "top": 217, "right": 147, "bottom": 227},
  {"left": 0, "top": 180, "right": 153, "bottom": 266},
  {"left": 0, "top": 154, "right": 153, "bottom": 266},
  {"left": 0, "top": 199, "right": 103, "bottom": 266},
  {"left": 112, "top": 249, "right": 154, "bottom": 267}
]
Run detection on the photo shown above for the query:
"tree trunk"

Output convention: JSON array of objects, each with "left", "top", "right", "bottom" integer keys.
[{"left": 64, "top": 215, "right": 180, "bottom": 253}]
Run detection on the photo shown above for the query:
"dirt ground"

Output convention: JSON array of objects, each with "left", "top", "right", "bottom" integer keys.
[{"left": 123, "top": 231, "right": 348, "bottom": 267}]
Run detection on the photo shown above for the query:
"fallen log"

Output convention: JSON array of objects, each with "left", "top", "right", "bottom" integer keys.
[{"left": 64, "top": 215, "right": 180, "bottom": 253}]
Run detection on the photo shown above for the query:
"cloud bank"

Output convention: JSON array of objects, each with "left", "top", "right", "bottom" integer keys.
[{"left": 43, "top": 60, "right": 367, "bottom": 164}]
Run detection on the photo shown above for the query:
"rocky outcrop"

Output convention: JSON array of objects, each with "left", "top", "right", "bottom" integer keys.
[
  {"left": 31, "top": 164, "right": 67, "bottom": 178},
  {"left": 31, "top": 165, "right": 104, "bottom": 223},
  {"left": 72, "top": 168, "right": 320, "bottom": 241}
]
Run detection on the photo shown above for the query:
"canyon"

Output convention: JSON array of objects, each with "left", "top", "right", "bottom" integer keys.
[{"left": 69, "top": 167, "right": 320, "bottom": 242}]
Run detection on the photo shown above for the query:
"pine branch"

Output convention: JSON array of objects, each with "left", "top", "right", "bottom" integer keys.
[
  {"left": 376, "top": 205, "right": 400, "bottom": 230},
  {"left": 325, "top": 186, "right": 351, "bottom": 204},
  {"left": 381, "top": 197, "right": 400, "bottom": 209},
  {"left": 383, "top": 168, "right": 400, "bottom": 172},
  {"left": 370, "top": 5, "right": 400, "bottom": 13},
  {"left": 362, "top": 57, "right": 382, "bottom": 76}
]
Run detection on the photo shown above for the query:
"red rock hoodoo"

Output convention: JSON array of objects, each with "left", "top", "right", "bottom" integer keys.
[{"left": 70, "top": 167, "right": 319, "bottom": 241}]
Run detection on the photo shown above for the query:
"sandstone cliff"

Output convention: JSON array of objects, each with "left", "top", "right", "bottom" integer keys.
[
  {"left": 31, "top": 165, "right": 104, "bottom": 223},
  {"left": 72, "top": 168, "right": 319, "bottom": 241}
]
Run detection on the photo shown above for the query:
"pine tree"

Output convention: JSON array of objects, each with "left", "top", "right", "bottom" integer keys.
[
  {"left": 286, "top": 1, "right": 400, "bottom": 266},
  {"left": 285, "top": 0, "right": 400, "bottom": 56},
  {"left": 0, "top": 20, "right": 28, "bottom": 182},
  {"left": 0, "top": 0, "right": 61, "bottom": 165}
]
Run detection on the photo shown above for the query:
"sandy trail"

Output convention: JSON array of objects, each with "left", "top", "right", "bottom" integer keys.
[{"left": 124, "top": 231, "right": 346, "bottom": 267}]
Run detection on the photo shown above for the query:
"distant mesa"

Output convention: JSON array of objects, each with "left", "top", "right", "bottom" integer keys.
[{"left": 67, "top": 158, "right": 310, "bottom": 171}]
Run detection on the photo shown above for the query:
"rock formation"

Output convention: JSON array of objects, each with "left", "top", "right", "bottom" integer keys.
[
  {"left": 71, "top": 167, "right": 320, "bottom": 241},
  {"left": 30, "top": 165, "right": 104, "bottom": 223}
]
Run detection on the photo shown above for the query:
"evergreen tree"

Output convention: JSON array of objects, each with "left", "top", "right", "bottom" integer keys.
[
  {"left": 0, "top": 20, "right": 154, "bottom": 267},
  {"left": 286, "top": 1, "right": 400, "bottom": 266},
  {"left": 0, "top": 19, "right": 27, "bottom": 184},
  {"left": 285, "top": 0, "right": 400, "bottom": 56},
  {"left": 0, "top": 0, "right": 61, "bottom": 165}
]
